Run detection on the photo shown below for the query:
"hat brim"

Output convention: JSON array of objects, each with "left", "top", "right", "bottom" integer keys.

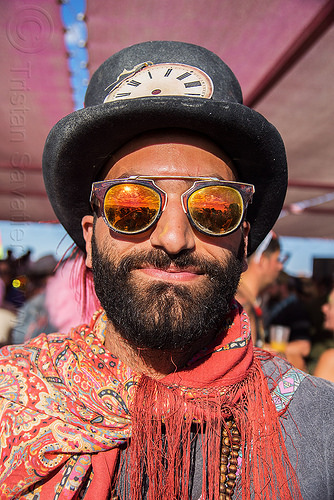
[{"left": 43, "top": 96, "right": 287, "bottom": 255}]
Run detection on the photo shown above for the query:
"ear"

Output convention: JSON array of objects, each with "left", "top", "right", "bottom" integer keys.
[
  {"left": 82, "top": 215, "right": 94, "bottom": 269},
  {"left": 241, "top": 221, "right": 250, "bottom": 273}
]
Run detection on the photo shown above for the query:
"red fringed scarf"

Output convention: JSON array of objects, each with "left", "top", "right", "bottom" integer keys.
[
  {"left": 120, "top": 303, "right": 302, "bottom": 499},
  {"left": 0, "top": 302, "right": 302, "bottom": 499}
]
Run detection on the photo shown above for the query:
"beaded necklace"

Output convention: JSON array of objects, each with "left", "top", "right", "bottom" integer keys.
[
  {"left": 219, "top": 419, "right": 241, "bottom": 499},
  {"left": 111, "top": 418, "right": 241, "bottom": 500}
]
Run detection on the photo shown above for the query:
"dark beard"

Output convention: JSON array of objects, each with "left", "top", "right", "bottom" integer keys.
[{"left": 91, "top": 233, "right": 244, "bottom": 351}]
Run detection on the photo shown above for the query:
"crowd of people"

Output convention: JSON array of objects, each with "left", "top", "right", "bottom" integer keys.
[{"left": 0, "top": 252, "right": 100, "bottom": 346}]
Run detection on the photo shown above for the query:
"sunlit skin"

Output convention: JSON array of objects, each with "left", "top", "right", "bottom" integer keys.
[
  {"left": 237, "top": 248, "right": 284, "bottom": 352},
  {"left": 313, "top": 289, "right": 334, "bottom": 381},
  {"left": 261, "top": 250, "right": 283, "bottom": 288},
  {"left": 82, "top": 130, "right": 250, "bottom": 378},
  {"left": 322, "top": 289, "right": 334, "bottom": 332}
]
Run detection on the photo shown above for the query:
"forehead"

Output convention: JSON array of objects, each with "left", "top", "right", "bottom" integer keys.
[{"left": 101, "top": 130, "right": 237, "bottom": 181}]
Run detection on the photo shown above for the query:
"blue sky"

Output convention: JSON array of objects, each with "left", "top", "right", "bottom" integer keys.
[{"left": 61, "top": 0, "right": 88, "bottom": 109}]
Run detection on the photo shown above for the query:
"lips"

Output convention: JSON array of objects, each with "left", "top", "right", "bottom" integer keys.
[{"left": 135, "top": 265, "right": 204, "bottom": 281}]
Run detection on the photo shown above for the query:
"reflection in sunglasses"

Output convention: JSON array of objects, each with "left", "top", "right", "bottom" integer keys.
[
  {"left": 188, "top": 186, "right": 243, "bottom": 234},
  {"left": 90, "top": 176, "right": 254, "bottom": 236},
  {"left": 104, "top": 184, "right": 161, "bottom": 232},
  {"left": 107, "top": 206, "right": 159, "bottom": 233}
]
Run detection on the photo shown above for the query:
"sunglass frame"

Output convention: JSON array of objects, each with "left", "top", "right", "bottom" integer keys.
[{"left": 90, "top": 175, "right": 255, "bottom": 236}]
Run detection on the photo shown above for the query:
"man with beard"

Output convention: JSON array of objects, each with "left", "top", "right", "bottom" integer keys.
[
  {"left": 0, "top": 41, "right": 333, "bottom": 500},
  {"left": 87, "top": 130, "right": 246, "bottom": 358}
]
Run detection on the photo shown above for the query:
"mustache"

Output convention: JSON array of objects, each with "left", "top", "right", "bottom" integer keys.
[{"left": 117, "top": 249, "right": 228, "bottom": 279}]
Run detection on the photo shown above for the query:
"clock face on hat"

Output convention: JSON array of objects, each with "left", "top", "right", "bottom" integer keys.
[{"left": 104, "top": 63, "right": 214, "bottom": 102}]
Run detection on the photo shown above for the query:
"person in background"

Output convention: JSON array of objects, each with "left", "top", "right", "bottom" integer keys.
[
  {"left": 265, "top": 272, "right": 312, "bottom": 371},
  {"left": 313, "top": 285, "right": 334, "bottom": 382},
  {"left": 236, "top": 231, "right": 282, "bottom": 346},
  {"left": 11, "top": 255, "right": 57, "bottom": 344},
  {"left": 0, "top": 261, "right": 16, "bottom": 347},
  {"left": 12, "top": 256, "right": 100, "bottom": 344},
  {"left": 0, "top": 260, "right": 12, "bottom": 302},
  {"left": 0, "top": 252, "right": 29, "bottom": 310},
  {"left": 306, "top": 275, "right": 334, "bottom": 373}
]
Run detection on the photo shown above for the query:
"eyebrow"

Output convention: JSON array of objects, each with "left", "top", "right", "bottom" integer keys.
[
  {"left": 115, "top": 172, "right": 132, "bottom": 179},
  {"left": 113, "top": 173, "right": 228, "bottom": 181}
]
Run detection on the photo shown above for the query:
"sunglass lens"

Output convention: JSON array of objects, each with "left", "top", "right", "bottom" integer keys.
[
  {"left": 188, "top": 186, "right": 243, "bottom": 235},
  {"left": 104, "top": 183, "right": 161, "bottom": 233}
]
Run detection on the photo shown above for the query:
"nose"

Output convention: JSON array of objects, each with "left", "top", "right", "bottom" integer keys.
[{"left": 149, "top": 196, "right": 195, "bottom": 255}]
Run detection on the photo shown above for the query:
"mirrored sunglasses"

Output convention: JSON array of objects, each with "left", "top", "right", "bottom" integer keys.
[{"left": 90, "top": 176, "right": 255, "bottom": 236}]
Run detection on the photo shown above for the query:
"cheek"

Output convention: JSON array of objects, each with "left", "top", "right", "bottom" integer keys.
[
  {"left": 94, "top": 217, "right": 154, "bottom": 258},
  {"left": 324, "top": 308, "right": 334, "bottom": 331},
  {"left": 195, "top": 228, "right": 243, "bottom": 254},
  {"left": 329, "top": 307, "right": 334, "bottom": 322},
  {"left": 93, "top": 219, "right": 117, "bottom": 257},
  {"left": 192, "top": 231, "right": 245, "bottom": 270},
  {"left": 269, "top": 259, "right": 280, "bottom": 275}
]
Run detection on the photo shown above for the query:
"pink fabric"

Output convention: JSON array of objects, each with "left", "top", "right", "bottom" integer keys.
[
  {"left": 86, "top": 0, "right": 326, "bottom": 98},
  {"left": 45, "top": 257, "right": 100, "bottom": 331},
  {"left": 0, "top": 0, "right": 73, "bottom": 222},
  {"left": 0, "top": 279, "right": 4, "bottom": 306}
]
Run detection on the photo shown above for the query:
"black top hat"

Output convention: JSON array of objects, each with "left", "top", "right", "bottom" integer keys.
[{"left": 42, "top": 41, "right": 287, "bottom": 255}]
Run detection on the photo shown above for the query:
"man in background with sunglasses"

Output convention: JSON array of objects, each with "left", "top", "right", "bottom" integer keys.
[{"left": 1, "top": 41, "right": 334, "bottom": 500}]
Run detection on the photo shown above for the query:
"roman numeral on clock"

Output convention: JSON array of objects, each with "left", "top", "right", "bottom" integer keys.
[
  {"left": 127, "top": 80, "right": 141, "bottom": 87},
  {"left": 184, "top": 81, "right": 201, "bottom": 88},
  {"left": 177, "top": 72, "right": 192, "bottom": 81},
  {"left": 115, "top": 92, "right": 131, "bottom": 98}
]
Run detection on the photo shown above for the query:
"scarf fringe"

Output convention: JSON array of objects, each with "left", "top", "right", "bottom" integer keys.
[{"left": 120, "top": 355, "right": 302, "bottom": 500}]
